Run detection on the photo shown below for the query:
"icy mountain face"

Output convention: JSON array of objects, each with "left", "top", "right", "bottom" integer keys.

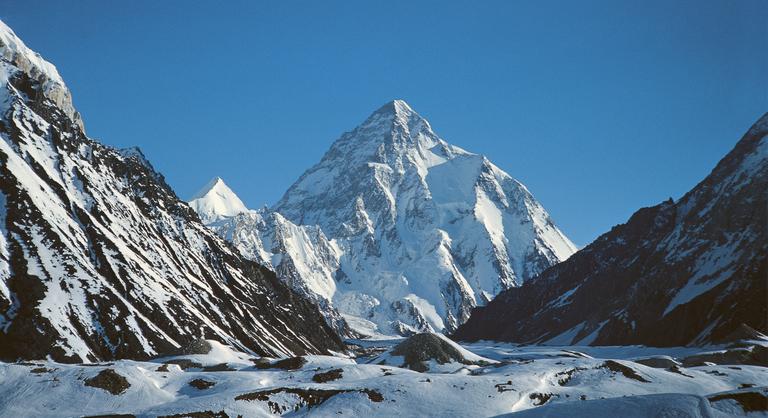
[
  {"left": 188, "top": 177, "right": 249, "bottom": 223},
  {"left": 454, "top": 113, "right": 768, "bottom": 346},
  {"left": 0, "top": 20, "right": 344, "bottom": 362},
  {"left": 205, "top": 204, "right": 350, "bottom": 336},
  {"left": 271, "top": 100, "right": 576, "bottom": 335}
]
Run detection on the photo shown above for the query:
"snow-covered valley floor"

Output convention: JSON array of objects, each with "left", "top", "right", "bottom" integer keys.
[{"left": 0, "top": 338, "right": 765, "bottom": 417}]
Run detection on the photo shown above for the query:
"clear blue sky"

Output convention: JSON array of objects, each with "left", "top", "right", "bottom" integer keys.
[{"left": 2, "top": 1, "right": 766, "bottom": 246}]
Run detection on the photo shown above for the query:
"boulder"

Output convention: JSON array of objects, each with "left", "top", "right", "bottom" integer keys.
[
  {"left": 84, "top": 369, "right": 131, "bottom": 395},
  {"left": 377, "top": 333, "right": 490, "bottom": 372}
]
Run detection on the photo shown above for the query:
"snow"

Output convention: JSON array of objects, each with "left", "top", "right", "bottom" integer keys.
[
  {"left": 432, "top": 333, "right": 495, "bottom": 364},
  {"left": 199, "top": 207, "right": 345, "bottom": 333},
  {"left": 475, "top": 187, "right": 507, "bottom": 254},
  {"left": 0, "top": 19, "right": 83, "bottom": 131},
  {"left": 404, "top": 294, "right": 446, "bottom": 330},
  {"left": 341, "top": 314, "right": 393, "bottom": 340},
  {"left": 0, "top": 20, "right": 64, "bottom": 86},
  {"left": 659, "top": 132, "right": 768, "bottom": 317},
  {"left": 503, "top": 393, "right": 724, "bottom": 417},
  {"left": 548, "top": 284, "right": 580, "bottom": 308},
  {"left": 663, "top": 232, "right": 746, "bottom": 316},
  {"left": 543, "top": 322, "right": 585, "bottom": 345},
  {"left": 1, "top": 340, "right": 765, "bottom": 417},
  {"left": 575, "top": 320, "right": 609, "bottom": 345},
  {"left": 188, "top": 177, "right": 250, "bottom": 223}
]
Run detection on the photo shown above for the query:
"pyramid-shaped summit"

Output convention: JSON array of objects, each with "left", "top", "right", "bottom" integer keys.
[
  {"left": 341, "top": 99, "right": 442, "bottom": 150},
  {"left": 189, "top": 177, "right": 249, "bottom": 223},
  {"left": 264, "top": 99, "right": 577, "bottom": 336},
  {"left": 374, "top": 99, "right": 416, "bottom": 116}
]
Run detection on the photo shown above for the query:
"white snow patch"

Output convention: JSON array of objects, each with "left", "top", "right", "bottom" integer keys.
[{"left": 188, "top": 177, "right": 249, "bottom": 223}]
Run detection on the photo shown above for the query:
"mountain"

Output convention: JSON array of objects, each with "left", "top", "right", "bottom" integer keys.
[
  {"left": 262, "top": 99, "right": 576, "bottom": 336},
  {"left": 0, "top": 20, "right": 344, "bottom": 362},
  {"left": 188, "top": 177, "right": 249, "bottom": 224},
  {"left": 193, "top": 189, "right": 350, "bottom": 336},
  {"left": 453, "top": 113, "right": 768, "bottom": 346}
]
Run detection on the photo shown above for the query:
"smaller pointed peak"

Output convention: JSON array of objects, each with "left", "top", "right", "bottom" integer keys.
[
  {"left": 188, "top": 176, "right": 249, "bottom": 223},
  {"left": 190, "top": 176, "right": 227, "bottom": 200}
]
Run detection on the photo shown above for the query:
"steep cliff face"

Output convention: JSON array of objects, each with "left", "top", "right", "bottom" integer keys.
[
  {"left": 0, "top": 20, "right": 344, "bottom": 362},
  {"left": 454, "top": 113, "right": 768, "bottom": 346}
]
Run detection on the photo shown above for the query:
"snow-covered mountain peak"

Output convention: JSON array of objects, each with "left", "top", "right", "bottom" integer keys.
[
  {"left": 190, "top": 176, "right": 225, "bottom": 199},
  {"left": 344, "top": 99, "right": 446, "bottom": 153},
  {"left": 375, "top": 99, "right": 418, "bottom": 123},
  {"left": 370, "top": 99, "right": 414, "bottom": 118},
  {"left": 188, "top": 177, "right": 249, "bottom": 223},
  {"left": 271, "top": 100, "right": 577, "bottom": 336},
  {"left": 0, "top": 19, "right": 83, "bottom": 132}
]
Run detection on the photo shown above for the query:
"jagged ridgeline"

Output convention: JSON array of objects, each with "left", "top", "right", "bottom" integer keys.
[
  {"left": 0, "top": 20, "right": 344, "bottom": 362},
  {"left": 454, "top": 112, "right": 768, "bottom": 346}
]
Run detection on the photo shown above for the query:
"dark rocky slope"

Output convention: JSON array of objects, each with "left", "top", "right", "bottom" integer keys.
[
  {"left": 454, "top": 113, "right": 768, "bottom": 346},
  {"left": 0, "top": 20, "right": 343, "bottom": 362}
]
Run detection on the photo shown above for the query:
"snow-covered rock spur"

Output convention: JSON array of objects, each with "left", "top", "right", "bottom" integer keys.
[{"left": 0, "top": 20, "right": 344, "bottom": 362}]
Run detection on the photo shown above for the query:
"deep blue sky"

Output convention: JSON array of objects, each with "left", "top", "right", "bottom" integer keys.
[{"left": 2, "top": 1, "right": 766, "bottom": 246}]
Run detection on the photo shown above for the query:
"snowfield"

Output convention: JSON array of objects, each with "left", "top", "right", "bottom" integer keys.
[{"left": 0, "top": 338, "right": 765, "bottom": 417}]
